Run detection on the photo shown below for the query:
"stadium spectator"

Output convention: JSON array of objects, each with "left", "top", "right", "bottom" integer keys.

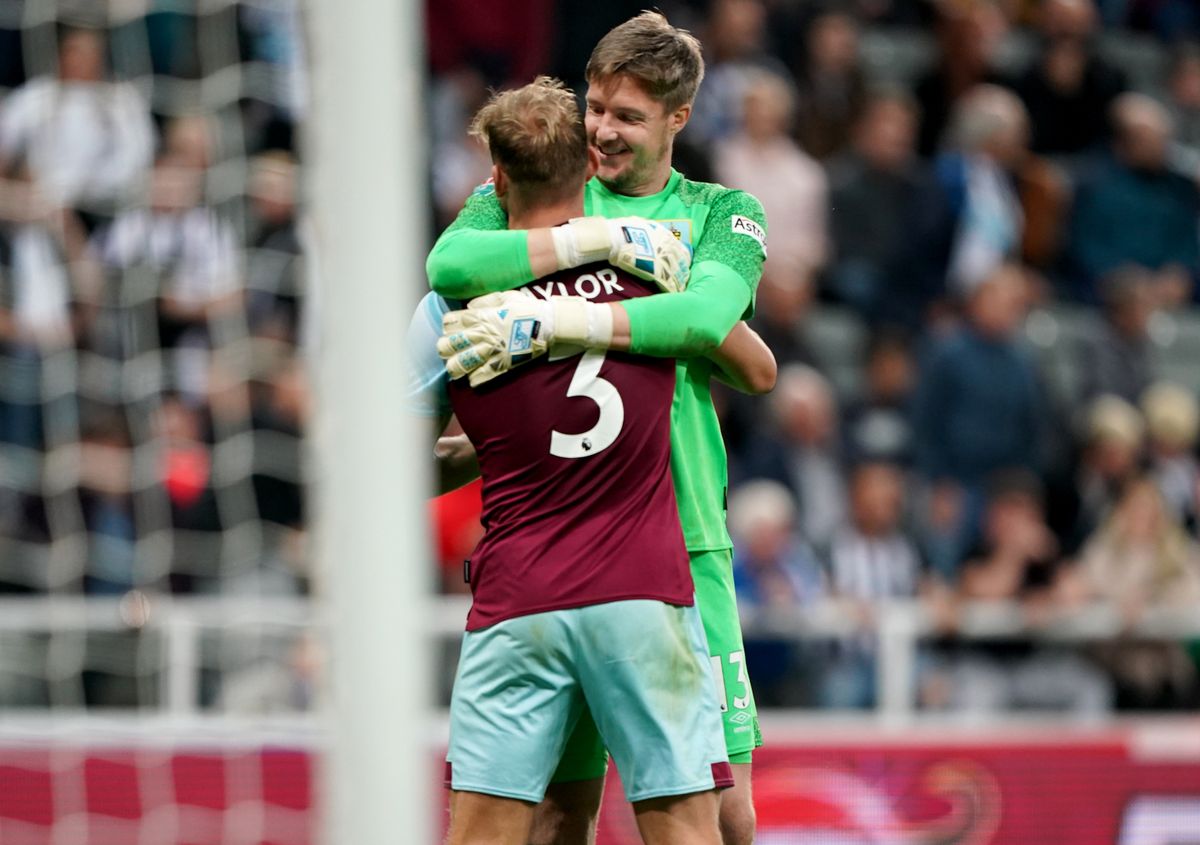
[
  {"left": 237, "top": 0, "right": 307, "bottom": 149},
  {"left": 714, "top": 70, "right": 828, "bottom": 303},
  {"left": 791, "top": 9, "right": 867, "bottom": 160},
  {"left": 842, "top": 328, "right": 918, "bottom": 467},
  {"left": 163, "top": 114, "right": 218, "bottom": 172},
  {"left": 825, "top": 89, "right": 942, "bottom": 326},
  {"left": 1066, "top": 93, "right": 1200, "bottom": 305},
  {"left": 1075, "top": 477, "right": 1200, "bottom": 707},
  {"left": 0, "top": 157, "right": 96, "bottom": 453},
  {"left": 743, "top": 263, "right": 817, "bottom": 369},
  {"left": 429, "top": 67, "right": 493, "bottom": 230},
  {"left": 1165, "top": 43, "right": 1200, "bottom": 173},
  {"left": 721, "top": 124, "right": 823, "bottom": 463},
  {"left": 740, "top": 364, "right": 847, "bottom": 549},
  {"left": 928, "top": 470, "right": 1113, "bottom": 714},
  {"left": 687, "top": 0, "right": 790, "bottom": 147},
  {"left": 823, "top": 461, "right": 925, "bottom": 707},
  {"left": 1141, "top": 382, "right": 1200, "bottom": 531},
  {"left": 731, "top": 480, "right": 827, "bottom": 608},
  {"left": 958, "top": 472, "right": 1061, "bottom": 602},
  {"left": 1065, "top": 394, "right": 1146, "bottom": 550},
  {"left": 729, "top": 479, "right": 827, "bottom": 707},
  {"left": 936, "top": 86, "right": 1030, "bottom": 296},
  {"left": 245, "top": 151, "right": 306, "bottom": 346},
  {"left": 77, "top": 408, "right": 136, "bottom": 594},
  {"left": 0, "top": 24, "right": 154, "bottom": 220},
  {"left": 914, "top": 264, "right": 1044, "bottom": 578},
  {"left": 914, "top": 0, "right": 1008, "bottom": 157},
  {"left": 95, "top": 153, "right": 242, "bottom": 401},
  {"left": 248, "top": 356, "right": 308, "bottom": 519},
  {"left": 242, "top": 358, "right": 310, "bottom": 596},
  {"left": 0, "top": 162, "right": 100, "bottom": 598},
  {"left": 153, "top": 395, "right": 222, "bottom": 593},
  {"left": 1078, "top": 266, "right": 1159, "bottom": 404},
  {"left": 1007, "top": 0, "right": 1126, "bottom": 158}
]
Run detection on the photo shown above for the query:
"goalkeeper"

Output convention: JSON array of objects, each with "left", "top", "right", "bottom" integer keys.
[{"left": 427, "top": 12, "right": 770, "bottom": 845}]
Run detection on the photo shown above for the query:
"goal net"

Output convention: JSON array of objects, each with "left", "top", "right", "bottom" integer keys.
[{"left": 0, "top": 1, "right": 431, "bottom": 843}]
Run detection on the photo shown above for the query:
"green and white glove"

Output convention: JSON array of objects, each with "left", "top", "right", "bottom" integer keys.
[
  {"left": 438, "top": 291, "right": 613, "bottom": 386},
  {"left": 550, "top": 216, "right": 691, "bottom": 293}
]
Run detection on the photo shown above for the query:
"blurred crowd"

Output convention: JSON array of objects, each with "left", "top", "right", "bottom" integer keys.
[
  {"left": 0, "top": 3, "right": 315, "bottom": 709},
  {"left": 431, "top": 0, "right": 1200, "bottom": 714},
  {"left": 0, "top": 4, "right": 309, "bottom": 611},
  {"left": 2, "top": 0, "right": 1199, "bottom": 715}
]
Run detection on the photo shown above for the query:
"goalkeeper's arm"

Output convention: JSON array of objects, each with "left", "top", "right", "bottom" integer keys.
[
  {"left": 426, "top": 227, "right": 544, "bottom": 298},
  {"left": 427, "top": 189, "right": 687, "bottom": 298},
  {"left": 709, "top": 323, "right": 777, "bottom": 395},
  {"left": 437, "top": 189, "right": 770, "bottom": 380},
  {"left": 575, "top": 265, "right": 773, "bottom": 390},
  {"left": 442, "top": 264, "right": 766, "bottom": 387}
]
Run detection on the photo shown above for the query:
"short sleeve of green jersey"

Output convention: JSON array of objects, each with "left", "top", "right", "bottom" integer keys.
[
  {"left": 691, "top": 190, "right": 767, "bottom": 319},
  {"left": 425, "top": 183, "right": 534, "bottom": 298},
  {"left": 447, "top": 182, "right": 508, "bottom": 231}
]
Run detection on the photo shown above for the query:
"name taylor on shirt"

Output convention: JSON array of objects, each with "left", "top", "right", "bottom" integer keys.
[{"left": 526, "top": 267, "right": 626, "bottom": 302}]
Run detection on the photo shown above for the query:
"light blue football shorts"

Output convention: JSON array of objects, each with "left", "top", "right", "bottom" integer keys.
[{"left": 447, "top": 599, "right": 732, "bottom": 804}]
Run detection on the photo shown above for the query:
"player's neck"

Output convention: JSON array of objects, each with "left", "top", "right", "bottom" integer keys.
[
  {"left": 507, "top": 194, "right": 585, "bottom": 230},
  {"left": 619, "top": 157, "right": 674, "bottom": 198}
]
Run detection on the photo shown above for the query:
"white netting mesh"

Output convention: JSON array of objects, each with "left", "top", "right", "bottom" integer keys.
[{"left": 0, "top": 3, "right": 318, "bottom": 841}]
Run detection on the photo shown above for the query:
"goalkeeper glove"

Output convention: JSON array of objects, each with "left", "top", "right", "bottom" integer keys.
[
  {"left": 550, "top": 216, "right": 690, "bottom": 293},
  {"left": 438, "top": 291, "right": 613, "bottom": 386}
]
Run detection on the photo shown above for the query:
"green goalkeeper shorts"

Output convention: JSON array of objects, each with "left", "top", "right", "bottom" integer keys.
[{"left": 551, "top": 548, "right": 762, "bottom": 783}]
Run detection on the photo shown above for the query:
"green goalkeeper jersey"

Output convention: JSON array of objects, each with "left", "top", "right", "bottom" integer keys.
[{"left": 427, "top": 169, "right": 767, "bottom": 551}]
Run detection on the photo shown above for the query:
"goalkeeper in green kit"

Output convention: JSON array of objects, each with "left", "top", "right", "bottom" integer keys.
[{"left": 428, "top": 12, "right": 771, "bottom": 845}]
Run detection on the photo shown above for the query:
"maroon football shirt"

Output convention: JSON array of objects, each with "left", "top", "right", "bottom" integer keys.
[{"left": 448, "top": 262, "right": 692, "bottom": 631}]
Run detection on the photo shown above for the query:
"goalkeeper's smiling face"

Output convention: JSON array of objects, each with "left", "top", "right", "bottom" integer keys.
[{"left": 585, "top": 75, "right": 690, "bottom": 196}]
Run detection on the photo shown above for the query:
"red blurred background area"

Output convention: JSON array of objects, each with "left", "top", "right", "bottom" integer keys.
[{"left": 431, "top": 480, "right": 483, "bottom": 594}]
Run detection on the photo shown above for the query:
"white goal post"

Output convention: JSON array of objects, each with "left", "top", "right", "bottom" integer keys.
[{"left": 306, "top": 1, "right": 434, "bottom": 844}]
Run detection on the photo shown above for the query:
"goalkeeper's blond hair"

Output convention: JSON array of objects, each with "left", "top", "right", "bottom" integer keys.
[
  {"left": 469, "top": 76, "right": 588, "bottom": 203},
  {"left": 586, "top": 11, "right": 705, "bottom": 112}
]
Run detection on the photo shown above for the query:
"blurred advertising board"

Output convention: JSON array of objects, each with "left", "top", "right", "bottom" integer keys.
[
  {"left": 591, "top": 720, "right": 1200, "bottom": 845},
  {"left": 3, "top": 721, "right": 1199, "bottom": 843}
]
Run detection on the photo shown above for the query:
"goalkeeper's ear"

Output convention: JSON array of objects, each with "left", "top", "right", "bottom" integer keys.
[
  {"left": 668, "top": 102, "right": 692, "bottom": 136},
  {"left": 491, "top": 163, "right": 507, "bottom": 198}
]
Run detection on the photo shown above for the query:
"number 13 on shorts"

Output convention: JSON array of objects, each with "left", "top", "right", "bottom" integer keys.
[{"left": 710, "top": 650, "right": 750, "bottom": 713}]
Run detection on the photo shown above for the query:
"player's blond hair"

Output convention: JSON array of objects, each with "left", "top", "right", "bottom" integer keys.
[
  {"left": 585, "top": 11, "right": 705, "bottom": 113},
  {"left": 469, "top": 76, "right": 588, "bottom": 201}
]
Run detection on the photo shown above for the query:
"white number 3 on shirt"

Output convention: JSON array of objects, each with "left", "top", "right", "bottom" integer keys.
[{"left": 549, "top": 350, "right": 624, "bottom": 459}]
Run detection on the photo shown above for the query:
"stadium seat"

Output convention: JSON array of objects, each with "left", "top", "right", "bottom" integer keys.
[
  {"left": 804, "top": 305, "right": 869, "bottom": 399},
  {"left": 859, "top": 28, "right": 935, "bottom": 87},
  {"left": 1097, "top": 32, "right": 1169, "bottom": 94},
  {"left": 1022, "top": 304, "right": 1096, "bottom": 410},
  {"left": 1149, "top": 308, "right": 1200, "bottom": 394}
]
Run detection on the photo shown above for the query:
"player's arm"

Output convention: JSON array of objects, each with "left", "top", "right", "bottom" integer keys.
[
  {"left": 607, "top": 309, "right": 776, "bottom": 392},
  {"left": 618, "top": 191, "right": 766, "bottom": 356},
  {"left": 708, "top": 322, "right": 777, "bottom": 395},
  {"left": 432, "top": 420, "right": 479, "bottom": 495},
  {"left": 425, "top": 187, "right": 531, "bottom": 298},
  {"left": 427, "top": 184, "right": 689, "bottom": 299},
  {"left": 406, "top": 292, "right": 481, "bottom": 492},
  {"left": 439, "top": 191, "right": 768, "bottom": 384}
]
